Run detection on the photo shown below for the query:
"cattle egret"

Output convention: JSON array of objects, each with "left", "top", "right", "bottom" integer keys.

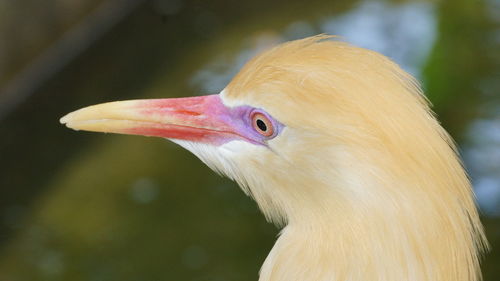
[{"left": 60, "top": 35, "right": 487, "bottom": 281}]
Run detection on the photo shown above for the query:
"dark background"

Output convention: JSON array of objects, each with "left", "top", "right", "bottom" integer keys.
[{"left": 0, "top": 0, "right": 498, "bottom": 280}]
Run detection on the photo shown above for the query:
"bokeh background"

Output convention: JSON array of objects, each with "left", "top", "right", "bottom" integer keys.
[{"left": 0, "top": 0, "right": 499, "bottom": 280}]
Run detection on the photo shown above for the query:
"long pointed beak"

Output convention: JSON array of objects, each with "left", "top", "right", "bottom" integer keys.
[{"left": 60, "top": 95, "right": 243, "bottom": 145}]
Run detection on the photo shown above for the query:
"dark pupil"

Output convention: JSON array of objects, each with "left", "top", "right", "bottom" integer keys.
[{"left": 256, "top": 119, "right": 267, "bottom": 131}]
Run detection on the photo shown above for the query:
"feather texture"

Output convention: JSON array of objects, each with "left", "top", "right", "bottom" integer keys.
[{"left": 215, "top": 35, "right": 488, "bottom": 281}]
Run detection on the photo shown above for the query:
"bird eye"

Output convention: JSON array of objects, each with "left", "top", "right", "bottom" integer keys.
[{"left": 251, "top": 112, "right": 274, "bottom": 137}]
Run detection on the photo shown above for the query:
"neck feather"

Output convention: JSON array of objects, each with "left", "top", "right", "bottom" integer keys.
[{"left": 258, "top": 153, "right": 487, "bottom": 281}]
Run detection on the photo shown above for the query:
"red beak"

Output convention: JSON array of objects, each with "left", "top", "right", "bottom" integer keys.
[{"left": 60, "top": 95, "right": 243, "bottom": 145}]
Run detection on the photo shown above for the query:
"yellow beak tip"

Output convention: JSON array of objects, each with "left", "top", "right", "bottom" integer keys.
[
  {"left": 59, "top": 112, "right": 73, "bottom": 125},
  {"left": 59, "top": 116, "right": 68, "bottom": 125},
  {"left": 59, "top": 111, "right": 82, "bottom": 130}
]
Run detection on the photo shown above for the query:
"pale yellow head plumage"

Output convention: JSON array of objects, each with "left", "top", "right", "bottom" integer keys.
[{"left": 61, "top": 35, "right": 487, "bottom": 281}]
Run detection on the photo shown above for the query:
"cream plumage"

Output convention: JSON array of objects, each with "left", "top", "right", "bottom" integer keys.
[{"left": 61, "top": 35, "right": 488, "bottom": 281}]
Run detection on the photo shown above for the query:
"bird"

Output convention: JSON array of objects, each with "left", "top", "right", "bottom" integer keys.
[{"left": 60, "top": 35, "right": 488, "bottom": 281}]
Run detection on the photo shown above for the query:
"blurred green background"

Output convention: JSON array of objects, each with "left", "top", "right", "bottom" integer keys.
[{"left": 0, "top": 0, "right": 499, "bottom": 280}]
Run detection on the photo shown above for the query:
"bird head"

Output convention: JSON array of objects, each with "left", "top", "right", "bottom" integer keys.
[{"left": 60, "top": 35, "right": 476, "bottom": 229}]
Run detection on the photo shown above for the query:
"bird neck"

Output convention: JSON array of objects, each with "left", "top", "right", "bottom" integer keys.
[{"left": 258, "top": 176, "right": 485, "bottom": 281}]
